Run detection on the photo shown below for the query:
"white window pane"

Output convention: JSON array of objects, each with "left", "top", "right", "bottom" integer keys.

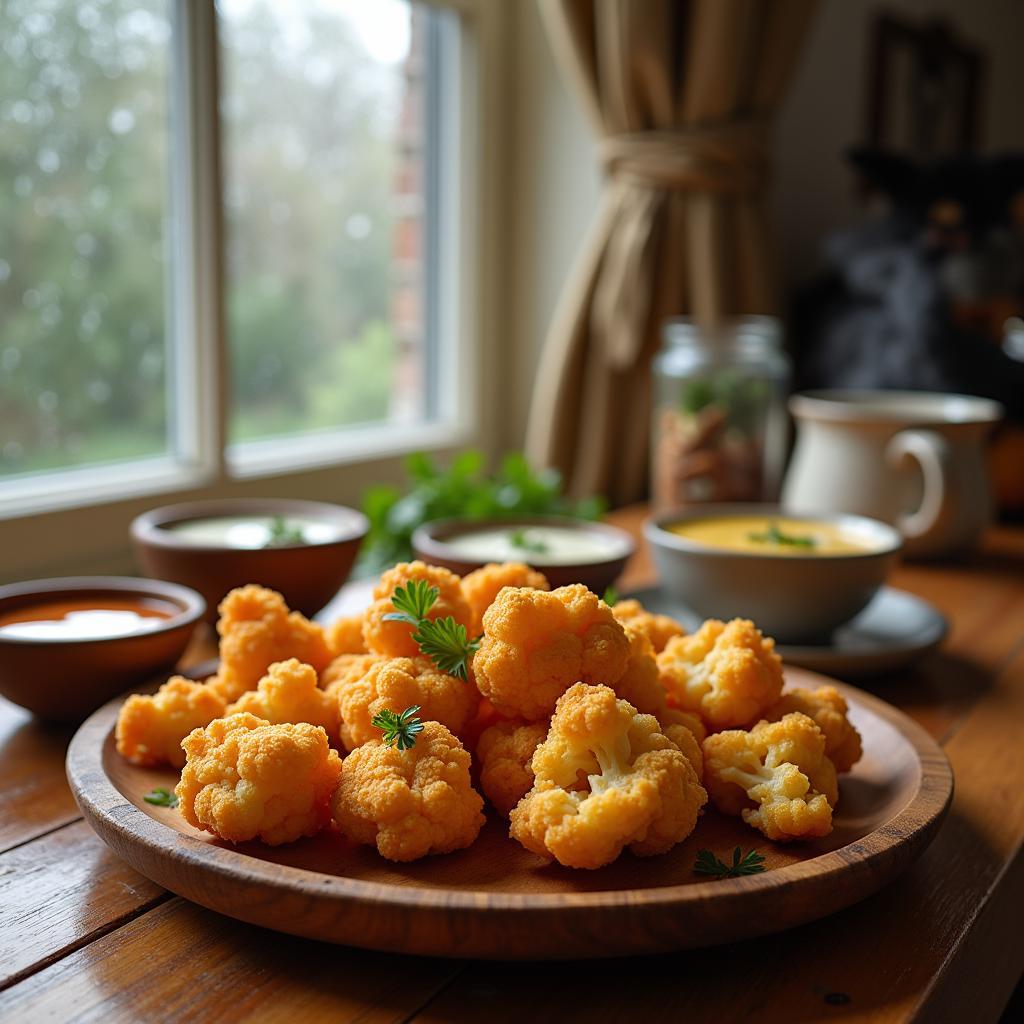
[
  {"left": 0, "top": 0, "right": 175, "bottom": 479},
  {"left": 219, "top": 0, "right": 435, "bottom": 447}
]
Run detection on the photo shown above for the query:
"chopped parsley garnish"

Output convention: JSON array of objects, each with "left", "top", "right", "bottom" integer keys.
[
  {"left": 265, "top": 515, "right": 306, "bottom": 547},
  {"left": 508, "top": 528, "right": 550, "bottom": 556},
  {"left": 693, "top": 847, "right": 766, "bottom": 879},
  {"left": 383, "top": 581, "right": 481, "bottom": 682},
  {"left": 144, "top": 787, "right": 179, "bottom": 808},
  {"left": 748, "top": 521, "right": 817, "bottom": 549},
  {"left": 372, "top": 705, "right": 425, "bottom": 751}
]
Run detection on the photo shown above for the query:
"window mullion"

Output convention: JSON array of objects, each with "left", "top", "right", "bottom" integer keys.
[{"left": 173, "top": 0, "right": 226, "bottom": 482}]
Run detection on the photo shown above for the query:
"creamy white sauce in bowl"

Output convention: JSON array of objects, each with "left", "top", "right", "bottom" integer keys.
[
  {"left": 442, "top": 525, "right": 629, "bottom": 566},
  {"left": 164, "top": 516, "right": 341, "bottom": 549}
]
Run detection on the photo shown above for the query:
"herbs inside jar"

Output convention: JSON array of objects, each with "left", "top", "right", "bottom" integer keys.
[{"left": 651, "top": 317, "right": 790, "bottom": 511}]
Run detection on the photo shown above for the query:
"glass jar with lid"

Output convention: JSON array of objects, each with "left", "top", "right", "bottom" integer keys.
[{"left": 651, "top": 316, "right": 791, "bottom": 513}]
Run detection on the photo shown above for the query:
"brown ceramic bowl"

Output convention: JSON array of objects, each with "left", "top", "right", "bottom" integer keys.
[
  {"left": 131, "top": 498, "right": 368, "bottom": 623},
  {"left": 0, "top": 576, "right": 204, "bottom": 722},
  {"left": 412, "top": 515, "right": 634, "bottom": 594}
]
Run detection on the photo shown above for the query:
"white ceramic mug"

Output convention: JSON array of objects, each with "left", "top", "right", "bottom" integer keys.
[{"left": 782, "top": 390, "right": 1003, "bottom": 557}]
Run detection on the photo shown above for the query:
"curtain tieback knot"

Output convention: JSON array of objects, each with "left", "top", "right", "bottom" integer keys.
[{"left": 599, "top": 121, "right": 771, "bottom": 194}]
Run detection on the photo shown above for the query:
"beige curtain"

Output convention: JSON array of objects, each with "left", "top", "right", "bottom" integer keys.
[{"left": 525, "top": 0, "right": 818, "bottom": 503}]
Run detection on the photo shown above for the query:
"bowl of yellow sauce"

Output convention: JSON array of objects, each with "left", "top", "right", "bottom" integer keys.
[{"left": 644, "top": 505, "right": 901, "bottom": 642}]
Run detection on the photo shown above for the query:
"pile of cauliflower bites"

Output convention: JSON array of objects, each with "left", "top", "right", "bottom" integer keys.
[{"left": 115, "top": 561, "right": 862, "bottom": 869}]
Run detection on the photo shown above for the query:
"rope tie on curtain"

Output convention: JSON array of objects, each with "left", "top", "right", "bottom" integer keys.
[{"left": 599, "top": 120, "right": 771, "bottom": 194}]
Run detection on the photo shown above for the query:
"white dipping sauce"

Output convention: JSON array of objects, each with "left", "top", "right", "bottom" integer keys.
[
  {"left": 444, "top": 526, "right": 623, "bottom": 566},
  {"left": 167, "top": 516, "right": 336, "bottom": 548}
]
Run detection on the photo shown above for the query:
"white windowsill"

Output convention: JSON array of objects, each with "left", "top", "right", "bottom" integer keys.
[{"left": 0, "top": 458, "right": 214, "bottom": 521}]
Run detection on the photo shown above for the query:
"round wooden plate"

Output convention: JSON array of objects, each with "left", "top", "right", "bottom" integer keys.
[{"left": 67, "top": 667, "right": 952, "bottom": 960}]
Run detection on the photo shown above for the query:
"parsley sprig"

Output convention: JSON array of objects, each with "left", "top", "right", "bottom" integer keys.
[
  {"left": 693, "top": 847, "right": 766, "bottom": 879},
  {"left": 372, "top": 705, "right": 425, "bottom": 750},
  {"left": 383, "top": 579, "right": 438, "bottom": 625},
  {"left": 601, "top": 585, "right": 619, "bottom": 606},
  {"left": 382, "top": 581, "right": 481, "bottom": 681},
  {"left": 748, "top": 521, "right": 817, "bottom": 549},
  {"left": 144, "top": 787, "right": 179, "bottom": 808},
  {"left": 264, "top": 515, "right": 306, "bottom": 548},
  {"left": 508, "top": 527, "right": 550, "bottom": 556}
]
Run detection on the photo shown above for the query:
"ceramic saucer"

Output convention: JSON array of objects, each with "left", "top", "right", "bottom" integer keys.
[{"left": 626, "top": 585, "right": 948, "bottom": 678}]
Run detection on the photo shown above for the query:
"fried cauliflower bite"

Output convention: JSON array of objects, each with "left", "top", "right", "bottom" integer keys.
[
  {"left": 209, "top": 585, "right": 332, "bottom": 702},
  {"left": 664, "top": 722, "right": 704, "bottom": 782},
  {"left": 613, "top": 626, "right": 673, "bottom": 716},
  {"left": 334, "top": 656, "right": 478, "bottom": 751},
  {"left": 461, "top": 563, "right": 550, "bottom": 635},
  {"left": 612, "top": 599, "right": 686, "bottom": 654},
  {"left": 325, "top": 614, "right": 367, "bottom": 657},
  {"left": 227, "top": 659, "right": 339, "bottom": 743},
  {"left": 332, "top": 720, "right": 485, "bottom": 861},
  {"left": 363, "top": 561, "right": 472, "bottom": 659},
  {"left": 509, "top": 684, "right": 707, "bottom": 869},
  {"left": 703, "top": 712, "right": 838, "bottom": 842},
  {"left": 760, "top": 686, "right": 863, "bottom": 773},
  {"left": 321, "top": 652, "right": 382, "bottom": 695},
  {"left": 476, "top": 720, "right": 548, "bottom": 815},
  {"left": 116, "top": 676, "right": 227, "bottom": 768},
  {"left": 176, "top": 712, "right": 341, "bottom": 845},
  {"left": 656, "top": 619, "right": 784, "bottom": 730},
  {"left": 474, "top": 584, "right": 631, "bottom": 721},
  {"left": 661, "top": 707, "right": 707, "bottom": 744}
]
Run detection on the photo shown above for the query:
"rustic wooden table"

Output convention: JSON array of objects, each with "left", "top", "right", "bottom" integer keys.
[{"left": 2, "top": 507, "right": 1023, "bottom": 1023}]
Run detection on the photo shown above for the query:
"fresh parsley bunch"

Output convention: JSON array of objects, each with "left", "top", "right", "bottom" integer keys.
[{"left": 357, "top": 450, "right": 606, "bottom": 574}]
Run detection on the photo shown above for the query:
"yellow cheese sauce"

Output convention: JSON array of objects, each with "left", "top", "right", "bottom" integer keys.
[{"left": 665, "top": 516, "right": 883, "bottom": 556}]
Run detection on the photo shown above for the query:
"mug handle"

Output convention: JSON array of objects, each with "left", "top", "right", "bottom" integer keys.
[{"left": 885, "top": 428, "right": 952, "bottom": 543}]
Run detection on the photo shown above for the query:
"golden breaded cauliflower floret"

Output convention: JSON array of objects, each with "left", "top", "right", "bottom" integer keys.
[
  {"left": 210, "top": 585, "right": 332, "bottom": 702},
  {"left": 461, "top": 562, "right": 550, "bottom": 635},
  {"left": 661, "top": 707, "right": 707, "bottom": 744},
  {"left": 363, "top": 561, "right": 473, "bottom": 658},
  {"left": 656, "top": 619, "right": 783, "bottom": 729},
  {"left": 664, "top": 722, "right": 704, "bottom": 782},
  {"left": 334, "top": 656, "right": 478, "bottom": 751},
  {"left": 228, "top": 659, "right": 339, "bottom": 744},
  {"left": 703, "top": 712, "right": 838, "bottom": 841},
  {"left": 613, "top": 626, "right": 672, "bottom": 716},
  {"left": 509, "top": 684, "right": 707, "bottom": 869},
  {"left": 476, "top": 720, "right": 548, "bottom": 815},
  {"left": 176, "top": 712, "right": 341, "bottom": 845},
  {"left": 332, "top": 720, "right": 485, "bottom": 861},
  {"left": 612, "top": 629, "right": 706, "bottom": 782},
  {"left": 325, "top": 614, "right": 367, "bottom": 657},
  {"left": 321, "top": 652, "right": 382, "bottom": 695},
  {"left": 760, "top": 686, "right": 863, "bottom": 773},
  {"left": 474, "top": 585, "right": 631, "bottom": 720},
  {"left": 612, "top": 599, "right": 686, "bottom": 653},
  {"left": 116, "top": 676, "right": 226, "bottom": 768}
]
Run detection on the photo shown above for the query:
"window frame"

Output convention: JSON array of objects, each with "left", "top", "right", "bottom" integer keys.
[{"left": 0, "top": 0, "right": 507, "bottom": 582}]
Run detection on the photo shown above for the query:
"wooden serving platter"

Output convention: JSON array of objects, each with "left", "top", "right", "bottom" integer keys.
[{"left": 66, "top": 668, "right": 952, "bottom": 960}]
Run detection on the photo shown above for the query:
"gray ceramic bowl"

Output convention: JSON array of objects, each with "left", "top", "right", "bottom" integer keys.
[
  {"left": 412, "top": 515, "right": 635, "bottom": 595},
  {"left": 643, "top": 505, "right": 902, "bottom": 643}
]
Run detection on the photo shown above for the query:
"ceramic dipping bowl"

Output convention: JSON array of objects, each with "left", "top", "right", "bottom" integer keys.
[
  {"left": 644, "top": 504, "right": 902, "bottom": 643},
  {"left": 412, "top": 515, "right": 635, "bottom": 595},
  {"left": 0, "top": 576, "right": 205, "bottom": 721},
  {"left": 131, "top": 498, "right": 368, "bottom": 623}
]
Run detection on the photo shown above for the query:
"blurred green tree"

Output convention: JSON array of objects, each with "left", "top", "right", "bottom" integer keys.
[{"left": 0, "top": 0, "right": 408, "bottom": 477}]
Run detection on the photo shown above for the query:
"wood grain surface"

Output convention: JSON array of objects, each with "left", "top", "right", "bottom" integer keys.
[{"left": 0, "top": 508, "right": 1022, "bottom": 1022}]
